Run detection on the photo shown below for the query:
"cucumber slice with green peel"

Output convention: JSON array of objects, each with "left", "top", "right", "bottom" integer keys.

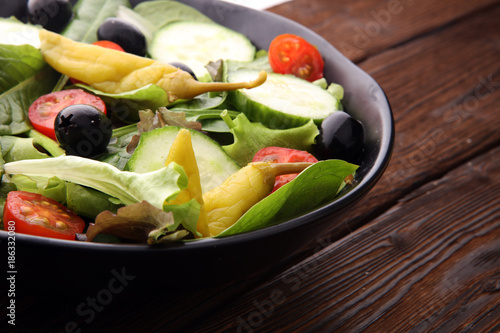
[
  {"left": 126, "top": 126, "right": 240, "bottom": 193},
  {"left": 0, "top": 18, "right": 41, "bottom": 48},
  {"left": 227, "top": 70, "right": 341, "bottom": 129},
  {"left": 149, "top": 21, "right": 256, "bottom": 80}
]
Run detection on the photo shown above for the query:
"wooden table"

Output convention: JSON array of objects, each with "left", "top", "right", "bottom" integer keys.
[{"left": 4, "top": 0, "right": 500, "bottom": 332}]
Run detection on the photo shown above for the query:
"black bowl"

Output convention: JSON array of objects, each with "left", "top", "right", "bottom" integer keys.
[{"left": 0, "top": 0, "right": 394, "bottom": 292}]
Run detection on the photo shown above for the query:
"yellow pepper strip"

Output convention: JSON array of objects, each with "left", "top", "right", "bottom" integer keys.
[
  {"left": 163, "top": 129, "right": 209, "bottom": 237},
  {"left": 38, "top": 30, "right": 267, "bottom": 103},
  {"left": 202, "top": 161, "right": 313, "bottom": 237}
]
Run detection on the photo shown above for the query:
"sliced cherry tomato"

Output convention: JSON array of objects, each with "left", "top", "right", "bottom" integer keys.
[
  {"left": 28, "top": 89, "right": 106, "bottom": 141},
  {"left": 91, "top": 40, "right": 125, "bottom": 52},
  {"left": 253, "top": 147, "right": 318, "bottom": 192},
  {"left": 268, "top": 34, "right": 325, "bottom": 82},
  {"left": 3, "top": 191, "right": 85, "bottom": 240}
]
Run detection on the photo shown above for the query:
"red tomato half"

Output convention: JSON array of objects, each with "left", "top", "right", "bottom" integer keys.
[
  {"left": 28, "top": 89, "right": 106, "bottom": 140},
  {"left": 3, "top": 191, "right": 85, "bottom": 240},
  {"left": 253, "top": 147, "right": 318, "bottom": 192},
  {"left": 268, "top": 34, "right": 325, "bottom": 82},
  {"left": 92, "top": 40, "right": 125, "bottom": 52}
]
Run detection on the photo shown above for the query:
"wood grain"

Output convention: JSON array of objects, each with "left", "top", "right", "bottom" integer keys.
[
  {"left": 191, "top": 141, "right": 500, "bottom": 333},
  {"left": 273, "top": 0, "right": 500, "bottom": 259},
  {"left": 269, "top": 0, "right": 500, "bottom": 62}
]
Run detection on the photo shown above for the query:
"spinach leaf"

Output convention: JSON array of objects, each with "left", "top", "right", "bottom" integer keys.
[
  {"left": 216, "top": 160, "right": 359, "bottom": 237},
  {"left": 0, "top": 44, "right": 59, "bottom": 135},
  {"left": 62, "top": 0, "right": 131, "bottom": 43},
  {"left": 66, "top": 182, "right": 122, "bottom": 218},
  {"left": 170, "top": 92, "right": 229, "bottom": 111},
  {"left": 75, "top": 83, "right": 169, "bottom": 122},
  {"left": 97, "top": 124, "right": 138, "bottom": 170}
]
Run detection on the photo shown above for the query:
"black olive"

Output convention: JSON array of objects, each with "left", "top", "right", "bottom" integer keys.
[
  {"left": 27, "top": 0, "right": 73, "bottom": 32},
  {"left": 314, "top": 111, "right": 365, "bottom": 163},
  {"left": 55, "top": 104, "right": 112, "bottom": 157},
  {"left": 169, "top": 62, "right": 197, "bottom": 80},
  {"left": 97, "top": 18, "right": 147, "bottom": 56}
]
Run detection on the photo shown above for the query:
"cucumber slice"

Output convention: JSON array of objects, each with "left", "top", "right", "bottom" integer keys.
[
  {"left": 0, "top": 17, "right": 41, "bottom": 48},
  {"left": 149, "top": 21, "right": 256, "bottom": 79},
  {"left": 126, "top": 126, "right": 240, "bottom": 193},
  {"left": 227, "top": 70, "right": 340, "bottom": 129}
]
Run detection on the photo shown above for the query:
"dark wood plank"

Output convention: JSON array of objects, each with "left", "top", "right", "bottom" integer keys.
[
  {"left": 269, "top": 0, "right": 500, "bottom": 62},
  {"left": 308, "top": 1, "right": 500, "bottom": 245},
  {"left": 189, "top": 142, "right": 500, "bottom": 333}
]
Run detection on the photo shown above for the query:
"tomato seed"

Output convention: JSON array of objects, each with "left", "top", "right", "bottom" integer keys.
[
  {"left": 20, "top": 206, "right": 34, "bottom": 215},
  {"left": 30, "top": 217, "right": 49, "bottom": 226},
  {"left": 55, "top": 221, "right": 68, "bottom": 230}
]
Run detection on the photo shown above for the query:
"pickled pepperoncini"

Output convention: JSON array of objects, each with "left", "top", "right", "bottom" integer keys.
[
  {"left": 202, "top": 161, "right": 313, "bottom": 237},
  {"left": 38, "top": 29, "right": 267, "bottom": 103}
]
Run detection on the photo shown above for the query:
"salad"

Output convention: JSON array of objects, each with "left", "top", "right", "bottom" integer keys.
[{"left": 0, "top": 0, "right": 365, "bottom": 244}]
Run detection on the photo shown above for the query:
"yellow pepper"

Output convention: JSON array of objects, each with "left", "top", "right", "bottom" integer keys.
[
  {"left": 38, "top": 30, "right": 267, "bottom": 103},
  {"left": 202, "top": 161, "right": 313, "bottom": 237},
  {"left": 163, "top": 129, "right": 209, "bottom": 237}
]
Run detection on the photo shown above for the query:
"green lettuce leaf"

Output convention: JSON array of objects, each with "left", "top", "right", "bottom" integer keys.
[
  {"left": 0, "top": 44, "right": 60, "bottom": 135},
  {"left": 66, "top": 182, "right": 122, "bottom": 219},
  {"left": 222, "top": 112, "right": 319, "bottom": 167},
  {"left": 133, "top": 0, "right": 213, "bottom": 32},
  {"left": 27, "top": 129, "right": 66, "bottom": 157},
  {"left": 75, "top": 83, "right": 169, "bottom": 122},
  {"left": 170, "top": 91, "right": 229, "bottom": 110},
  {"left": 216, "top": 160, "right": 358, "bottom": 237},
  {"left": 162, "top": 198, "right": 201, "bottom": 237},
  {"left": 11, "top": 175, "right": 67, "bottom": 204},
  {"left": 62, "top": 0, "right": 131, "bottom": 43},
  {"left": 0, "top": 136, "right": 50, "bottom": 162},
  {"left": 97, "top": 124, "right": 137, "bottom": 170},
  {"left": 3, "top": 155, "right": 188, "bottom": 209},
  {"left": 10, "top": 174, "right": 122, "bottom": 219},
  {"left": 0, "top": 17, "right": 41, "bottom": 48}
]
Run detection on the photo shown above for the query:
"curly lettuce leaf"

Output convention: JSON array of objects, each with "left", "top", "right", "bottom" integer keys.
[
  {"left": 3, "top": 155, "right": 188, "bottom": 209},
  {"left": 222, "top": 112, "right": 319, "bottom": 167},
  {"left": 217, "top": 159, "right": 358, "bottom": 237}
]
